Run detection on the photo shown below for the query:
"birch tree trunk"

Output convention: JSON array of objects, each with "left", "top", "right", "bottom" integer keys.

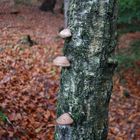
[
  {"left": 56, "top": 0, "right": 118, "bottom": 139},
  {"left": 64, "top": 0, "right": 69, "bottom": 28}
]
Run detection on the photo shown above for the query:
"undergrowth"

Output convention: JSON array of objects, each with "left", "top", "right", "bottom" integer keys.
[
  {"left": 118, "top": 0, "right": 140, "bottom": 24},
  {"left": 117, "top": 24, "right": 140, "bottom": 36},
  {"left": 115, "top": 40, "right": 140, "bottom": 70},
  {"left": 0, "top": 111, "right": 7, "bottom": 122}
]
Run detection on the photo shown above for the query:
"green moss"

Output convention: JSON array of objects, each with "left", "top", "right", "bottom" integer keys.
[{"left": 0, "top": 111, "right": 7, "bottom": 122}]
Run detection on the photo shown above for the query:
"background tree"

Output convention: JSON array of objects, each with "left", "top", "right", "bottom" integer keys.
[
  {"left": 55, "top": 0, "right": 118, "bottom": 139},
  {"left": 39, "top": 0, "right": 56, "bottom": 13}
]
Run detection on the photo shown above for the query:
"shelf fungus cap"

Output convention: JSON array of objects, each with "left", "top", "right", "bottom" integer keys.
[
  {"left": 59, "top": 28, "right": 72, "bottom": 38},
  {"left": 53, "top": 56, "right": 70, "bottom": 67},
  {"left": 56, "top": 113, "right": 74, "bottom": 125}
]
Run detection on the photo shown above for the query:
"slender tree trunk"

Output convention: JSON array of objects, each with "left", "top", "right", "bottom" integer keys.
[{"left": 56, "top": 0, "right": 118, "bottom": 139}]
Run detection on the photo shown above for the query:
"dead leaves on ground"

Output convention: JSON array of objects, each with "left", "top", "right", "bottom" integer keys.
[{"left": 0, "top": 43, "right": 61, "bottom": 139}]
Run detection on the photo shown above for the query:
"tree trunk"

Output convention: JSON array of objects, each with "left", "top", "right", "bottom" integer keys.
[
  {"left": 56, "top": 0, "right": 118, "bottom": 139},
  {"left": 64, "top": 0, "right": 69, "bottom": 28}
]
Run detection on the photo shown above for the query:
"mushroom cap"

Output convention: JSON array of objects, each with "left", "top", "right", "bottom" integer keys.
[
  {"left": 56, "top": 113, "right": 74, "bottom": 125},
  {"left": 59, "top": 28, "right": 72, "bottom": 38},
  {"left": 53, "top": 56, "right": 70, "bottom": 67}
]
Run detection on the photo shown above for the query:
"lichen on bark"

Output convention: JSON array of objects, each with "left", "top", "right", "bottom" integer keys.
[{"left": 56, "top": 0, "right": 118, "bottom": 140}]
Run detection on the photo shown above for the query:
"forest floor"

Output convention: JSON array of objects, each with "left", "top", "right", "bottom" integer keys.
[{"left": 0, "top": 3, "right": 140, "bottom": 140}]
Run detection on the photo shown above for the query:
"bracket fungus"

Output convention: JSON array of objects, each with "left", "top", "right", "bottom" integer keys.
[
  {"left": 53, "top": 56, "right": 70, "bottom": 67},
  {"left": 107, "top": 58, "right": 118, "bottom": 68},
  {"left": 59, "top": 28, "right": 72, "bottom": 39},
  {"left": 56, "top": 113, "right": 74, "bottom": 125}
]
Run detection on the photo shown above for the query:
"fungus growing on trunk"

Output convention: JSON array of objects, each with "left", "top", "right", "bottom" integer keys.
[
  {"left": 56, "top": 113, "right": 74, "bottom": 125},
  {"left": 59, "top": 28, "right": 72, "bottom": 39},
  {"left": 56, "top": 113, "right": 73, "bottom": 139},
  {"left": 53, "top": 56, "right": 70, "bottom": 67}
]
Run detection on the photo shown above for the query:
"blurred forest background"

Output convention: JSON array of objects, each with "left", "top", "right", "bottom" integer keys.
[{"left": 0, "top": 0, "right": 140, "bottom": 139}]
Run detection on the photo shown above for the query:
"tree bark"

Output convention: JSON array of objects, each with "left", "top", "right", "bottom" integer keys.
[
  {"left": 64, "top": 0, "right": 69, "bottom": 28},
  {"left": 56, "top": 0, "right": 118, "bottom": 139}
]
